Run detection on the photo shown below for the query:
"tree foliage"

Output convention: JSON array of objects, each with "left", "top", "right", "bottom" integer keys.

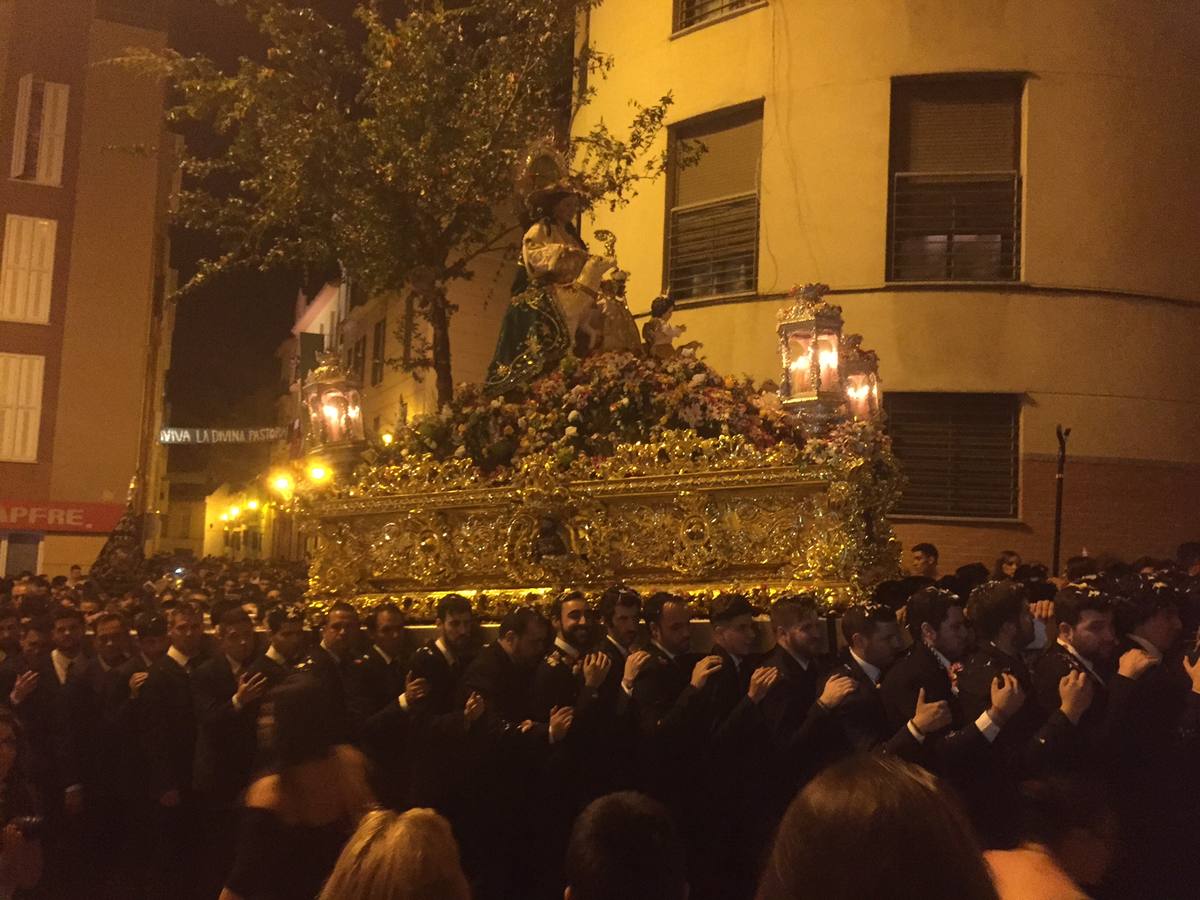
[{"left": 134, "top": 0, "right": 678, "bottom": 405}]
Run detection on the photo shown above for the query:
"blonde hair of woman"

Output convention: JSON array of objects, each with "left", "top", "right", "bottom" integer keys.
[{"left": 319, "top": 808, "right": 471, "bottom": 900}]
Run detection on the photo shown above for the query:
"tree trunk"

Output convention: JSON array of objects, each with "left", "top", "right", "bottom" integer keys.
[{"left": 428, "top": 286, "right": 453, "bottom": 408}]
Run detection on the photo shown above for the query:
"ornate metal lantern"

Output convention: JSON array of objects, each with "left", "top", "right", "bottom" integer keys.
[
  {"left": 302, "top": 351, "right": 364, "bottom": 449},
  {"left": 842, "top": 334, "right": 882, "bottom": 421},
  {"left": 777, "top": 283, "right": 844, "bottom": 415}
]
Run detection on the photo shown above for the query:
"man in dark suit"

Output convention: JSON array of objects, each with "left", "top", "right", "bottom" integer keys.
[
  {"left": 458, "top": 607, "right": 566, "bottom": 900},
  {"left": 58, "top": 612, "right": 129, "bottom": 898},
  {"left": 758, "top": 595, "right": 856, "bottom": 808},
  {"left": 192, "top": 606, "right": 267, "bottom": 896},
  {"left": 688, "top": 594, "right": 780, "bottom": 900},
  {"left": 594, "top": 584, "right": 643, "bottom": 701},
  {"left": 100, "top": 612, "right": 169, "bottom": 897},
  {"left": 1031, "top": 584, "right": 1152, "bottom": 770},
  {"left": 139, "top": 602, "right": 207, "bottom": 900},
  {"left": 1106, "top": 579, "right": 1197, "bottom": 896},
  {"left": 957, "top": 580, "right": 1094, "bottom": 845},
  {"left": 825, "top": 603, "right": 945, "bottom": 760},
  {"left": 590, "top": 585, "right": 648, "bottom": 794},
  {"left": 630, "top": 592, "right": 712, "bottom": 807},
  {"left": 529, "top": 591, "right": 615, "bottom": 897},
  {"left": 881, "top": 587, "right": 1024, "bottom": 777},
  {"left": 530, "top": 590, "right": 610, "bottom": 721},
  {"left": 347, "top": 602, "right": 428, "bottom": 805},
  {"left": 247, "top": 604, "right": 307, "bottom": 685},
  {"left": 405, "top": 593, "right": 479, "bottom": 813},
  {"left": 306, "top": 600, "right": 360, "bottom": 744}
]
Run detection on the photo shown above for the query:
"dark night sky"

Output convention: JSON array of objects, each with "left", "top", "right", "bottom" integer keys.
[{"left": 164, "top": 1, "right": 304, "bottom": 432}]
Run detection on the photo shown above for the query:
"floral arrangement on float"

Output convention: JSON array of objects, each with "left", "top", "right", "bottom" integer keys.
[{"left": 386, "top": 349, "right": 802, "bottom": 477}]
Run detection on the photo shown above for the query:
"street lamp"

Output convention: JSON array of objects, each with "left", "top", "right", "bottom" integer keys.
[
  {"left": 841, "top": 334, "right": 882, "bottom": 421},
  {"left": 777, "top": 283, "right": 845, "bottom": 420}
]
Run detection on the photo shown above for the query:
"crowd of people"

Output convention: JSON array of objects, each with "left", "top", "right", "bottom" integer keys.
[{"left": 0, "top": 541, "right": 1197, "bottom": 899}]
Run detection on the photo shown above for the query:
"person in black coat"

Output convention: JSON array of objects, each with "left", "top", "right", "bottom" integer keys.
[
  {"left": 629, "top": 593, "right": 709, "bottom": 809},
  {"left": 758, "top": 595, "right": 859, "bottom": 792},
  {"left": 881, "top": 587, "right": 1024, "bottom": 778},
  {"left": 957, "top": 581, "right": 1094, "bottom": 846},
  {"left": 191, "top": 606, "right": 267, "bottom": 898},
  {"left": 305, "top": 601, "right": 361, "bottom": 744},
  {"left": 528, "top": 591, "right": 615, "bottom": 899},
  {"left": 1105, "top": 580, "right": 1200, "bottom": 896},
  {"left": 57, "top": 612, "right": 129, "bottom": 896},
  {"left": 404, "top": 593, "right": 479, "bottom": 814},
  {"left": 590, "top": 585, "right": 647, "bottom": 794},
  {"left": 0, "top": 622, "right": 58, "bottom": 806},
  {"left": 246, "top": 604, "right": 309, "bottom": 690},
  {"left": 1030, "top": 584, "right": 1152, "bottom": 771},
  {"left": 456, "top": 607, "right": 565, "bottom": 900},
  {"left": 821, "top": 604, "right": 940, "bottom": 762},
  {"left": 689, "top": 594, "right": 780, "bottom": 900},
  {"left": 138, "top": 602, "right": 207, "bottom": 900},
  {"left": 594, "top": 584, "right": 643, "bottom": 702},
  {"left": 347, "top": 602, "right": 427, "bottom": 806}
]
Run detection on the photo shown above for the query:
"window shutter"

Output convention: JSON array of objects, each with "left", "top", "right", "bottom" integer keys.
[
  {"left": 0, "top": 215, "right": 57, "bottom": 323},
  {"left": 674, "top": 110, "right": 762, "bottom": 208},
  {"left": 892, "top": 80, "right": 1020, "bottom": 173},
  {"left": 36, "top": 82, "right": 68, "bottom": 186},
  {"left": 10, "top": 74, "right": 33, "bottom": 179},
  {"left": 668, "top": 104, "right": 762, "bottom": 301},
  {"left": 0, "top": 353, "right": 45, "bottom": 462},
  {"left": 884, "top": 392, "right": 1019, "bottom": 518},
  {"left": 888, "top": 77, "right": 1023, "bottom": 282}
]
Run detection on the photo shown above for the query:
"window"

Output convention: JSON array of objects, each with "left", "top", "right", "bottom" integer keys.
[
  {"left": 11, "top": 75, "right": 69, "bottom": 187},
  {"left": 888, "top": 76, "right": 1022, "bottom": 282},
  {"left": 0, "top": 215, "right": 56, "bottom": 323},
  {"left": 350, "top": 336, "right": 366, "bottom": 385},
  {"left": 666, "top": 103, "right": 762, "bottom": 301},
  {"left": 370, "top": 318, "right": 387, "bottom": 386},
  {"left": 884, "top": 392, "right": 1019, "bottom": 519},
  {"left": 0, "top": 353, "right": 45, "bottom": 462},
  {"left": 674, "top": 0, "right": 756, "bottom": 32}
]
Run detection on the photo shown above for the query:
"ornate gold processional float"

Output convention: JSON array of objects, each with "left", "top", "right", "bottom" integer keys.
[{"left": 296, "top": 153, "right": 901, "bottom": 622}]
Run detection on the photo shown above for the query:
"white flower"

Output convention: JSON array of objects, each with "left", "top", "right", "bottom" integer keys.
[
  {"left": 453, "top": 446, "right": 466, "bottom": 458},
  {"left": 565, "top": 426, "right": 579, "bottom": 438},
  {"left": 567, "top": 410, "right": 582, "bottom": 423},
  {"left": 690, "top": 373, "right": 707, "bottom": 387}
]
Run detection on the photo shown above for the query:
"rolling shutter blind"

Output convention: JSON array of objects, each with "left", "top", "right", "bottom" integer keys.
[
  {"left": 888, "top": 78, "right": 1022, "bottom": 282},
  {"left": 668, "top": 105, "right": 761, "bottom": 300},
  {"left": 884, "top": 392, "right": 1019, "bottom": 518}
]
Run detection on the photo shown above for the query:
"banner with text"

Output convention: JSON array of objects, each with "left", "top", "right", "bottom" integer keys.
[
  {"left": 158, "top": 427, "right": 287, "bottom": 445},
  {"left": 0, "top": 501, "right": 125, "bottom": 534}
]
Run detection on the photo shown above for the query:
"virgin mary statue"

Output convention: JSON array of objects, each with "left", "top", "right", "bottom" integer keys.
[{"left": 484, "top": 150, "right": 638, "bottom": 396}]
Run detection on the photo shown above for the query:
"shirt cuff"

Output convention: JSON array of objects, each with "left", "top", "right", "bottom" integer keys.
[
  {"left": 906, "top": 720, "right": 927, "bottom": 743},
  {"left": 975, "top": 710, "right": 1001, "bottom": 742},
  {"left": 621, "top": 681, "right": 634, "bottom": 697},
  {"left": 231, "top": 695, "right": 243, "bottom": 712},
  {"left": 397, "top": 693, "right": 409, "bottom": 712}
]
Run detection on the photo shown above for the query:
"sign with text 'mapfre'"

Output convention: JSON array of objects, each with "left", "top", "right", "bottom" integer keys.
[
  {"left": 0, "top": 501, "right": 125, "bottom": 533},
  {"left": 158, "top": 426, "right": 287, "bottom": 444}
]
